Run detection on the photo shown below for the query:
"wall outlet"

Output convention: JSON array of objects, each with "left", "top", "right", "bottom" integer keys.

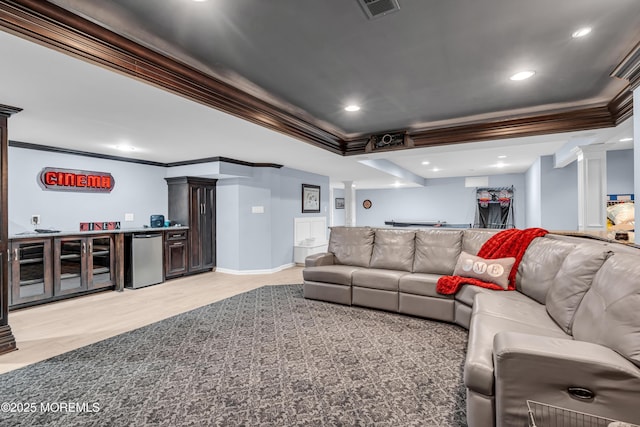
[
  {"left": 31, "top": 214, "right": 41, "bottom": 225},
  {"left": 124, "top": 213, "right": 134, "bottom": 221}
]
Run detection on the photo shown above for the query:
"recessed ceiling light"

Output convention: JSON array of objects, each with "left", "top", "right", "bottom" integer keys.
[
  {"left": 432, "top": 167, "right": 440, "bottom": 172},
  {"left": 496, "top": 162, "right": 506, "bottom": 168},
  {"left": 619, "top": 137, "right": 633, "bottom": 142},
  {"left": 572, "top": 27, "right": 592, "bottom": 38},
  {"left": 421, "top": 161, "right": 430, "bottom": 165},
  {"left": 497, "top": 155, "right": 507, "bottom": 159},
  {"left": 392, "top": 181, "right": 404, "bottom": 187},
  {"left": 510, "top": 71, "right": 535, "bottom": 81},
  {"left": 345, "top": 105, "right": 361, "bottom": 112},
  {"left": 115, "top": 144, "right": 136, "bottom": 152}
]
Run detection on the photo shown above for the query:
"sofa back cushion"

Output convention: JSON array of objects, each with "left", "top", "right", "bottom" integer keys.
[
  {"left": 515, "top": 238, "right": 575, "bottom": 304},
  {"left": 545, "top": 245, "right": 613, "bottom": 334},
  {"left": 572, "top": 253, "right": 640, "bottom": 368},
  {"left": 461, "top": 229, "right": 498, "bottom": 255},
  {"left": 328, "top": 227, "right": 375, "bottom": 267},
  {"left": 413, "top": 229, "right": 463, "bottom": 274},
  {"left": 369, "top": 229, "right": 416, "bottom": 272}
]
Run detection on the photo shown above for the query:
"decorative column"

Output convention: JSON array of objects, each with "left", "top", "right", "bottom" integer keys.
[
  {"left": 0, "top": 104, "right": 21, "bottom": 355},
  {"left": 343, "top": 181, "right": 356, "bottom": 227},
  {"left": 576, "top": 144, "right": 607, "bottom": 231}
]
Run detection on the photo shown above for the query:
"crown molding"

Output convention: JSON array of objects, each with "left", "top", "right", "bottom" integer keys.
[
  {"left": 0, "top": 0, "right": 344, "bottom": 153},
  {"left": 9, "top": 141, "right": 283, "bottom": 169},
  {"left": 165, "top": 156, "right": 282, "bottom": 169},
  {"left": 608, "top": 88, "right": 634, "bottom": 125},
  {"left": 342, "top": 103, "right": 621, "bottom": 154},
  {"left": 0, "top": 0, "right": 636, "bottom": 158},
  {"left": 0, "top": 103, "right": 22, "bottom": 117},
  {"left": 9, "top": 141, "right": 167, "bottom": 166},
  {"left": 611, "top": 40, "right": 640, "bottom": 91}
]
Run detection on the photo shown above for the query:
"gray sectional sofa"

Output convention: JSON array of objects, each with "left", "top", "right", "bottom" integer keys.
[{"left": 302, "top": 226, "right": 640, "bottom": 427}]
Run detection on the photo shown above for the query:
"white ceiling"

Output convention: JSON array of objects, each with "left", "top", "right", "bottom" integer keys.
[{"left": 0, "top": 29, "right": 634, "bottom": 190}]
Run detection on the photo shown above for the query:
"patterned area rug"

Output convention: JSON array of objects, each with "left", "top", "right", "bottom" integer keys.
[{"left": 0, "top": 285, "right": 468, "bottom": 426}]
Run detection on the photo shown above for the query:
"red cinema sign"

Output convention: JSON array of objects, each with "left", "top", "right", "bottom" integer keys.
[{"left": 39, "top": 168, "right": 115, "bottom": 193}]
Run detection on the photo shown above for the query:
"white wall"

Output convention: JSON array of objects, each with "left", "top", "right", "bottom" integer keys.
[{"left": 8, "top": 147, "right": 167, "bottom": 234}]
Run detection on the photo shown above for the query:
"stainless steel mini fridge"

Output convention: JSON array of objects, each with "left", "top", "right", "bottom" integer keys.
[{"left": 127, "top": 233, "right": 163, "bottom": 288}]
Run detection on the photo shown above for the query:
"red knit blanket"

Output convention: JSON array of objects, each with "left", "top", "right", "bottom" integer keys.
[{"left": 436, "top": 228, "right": 548, "bottom": 295}]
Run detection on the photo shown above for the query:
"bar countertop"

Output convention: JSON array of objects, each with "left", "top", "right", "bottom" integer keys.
[{"left": 9, "top": 225, "right": 189, "bottom": 240}]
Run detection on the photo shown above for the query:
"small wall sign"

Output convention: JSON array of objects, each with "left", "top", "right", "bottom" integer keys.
[
  {"left": 80, "top": 222, "right": 121, "bottom": 231},
  {"left": 39, "top": 167, "right": 115, "bottom": 193}
]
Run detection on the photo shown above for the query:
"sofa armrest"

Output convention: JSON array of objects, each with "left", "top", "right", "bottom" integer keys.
[
  {"left": 493, "top": 331, "right": 640, "bottom": 426},
  {"left": 305, "top": 252, "right": 334, "bottom": 267}
]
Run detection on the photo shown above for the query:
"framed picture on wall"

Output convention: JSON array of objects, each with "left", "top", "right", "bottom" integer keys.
[
  {"left": 335, "top": 197, "right": 345, "bottom": 209},
  {"left": 302, "top": 184, "right": 321, "bottom": 213}
]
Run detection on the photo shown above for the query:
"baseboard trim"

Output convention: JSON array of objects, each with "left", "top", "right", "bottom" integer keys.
[{"left": 216, "top": 263, "right": 296, "bottom": 275}]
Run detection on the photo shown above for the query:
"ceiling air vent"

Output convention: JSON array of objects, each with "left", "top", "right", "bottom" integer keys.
[{"left": 358, "top": 0, "right": 400, "bottom": 20}]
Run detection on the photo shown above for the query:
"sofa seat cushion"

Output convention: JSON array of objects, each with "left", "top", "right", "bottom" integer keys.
[
  {"left": 456, "top": 285, "right": 498, "bottom": 307},
  {"left": 455, "top": 285, "right": 527, "bottom": 308},
  {"left": 303, "top": 265, "right": 362, "bottom": 286},
  {"left": 399, "top": 273, "right": 452, "bottom": 298},
  {"left": 352, "top": 268, "right": 408, "bottom": 291},
  {"left": 465, "top": 293, "right": 570, "bottom": 396},
  {"left": 472, "top": 292, "right": 564, "bottom": 332}
]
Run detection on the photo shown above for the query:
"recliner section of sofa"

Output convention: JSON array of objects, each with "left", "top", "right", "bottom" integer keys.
[{"left": 302, "top": 226, "right": 640, "bottom": 426}]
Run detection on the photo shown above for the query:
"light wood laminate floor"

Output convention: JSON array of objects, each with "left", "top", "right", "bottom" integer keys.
[{"left": 0, "top": 267, "right": 304, "bottom": 375}]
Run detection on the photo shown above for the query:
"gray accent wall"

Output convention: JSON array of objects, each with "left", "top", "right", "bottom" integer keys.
[
  {"left": 607, "top": 149, "right": 634, "bottom": 195},
  {"left": 215, "top": 166, "right": 329, "bottom": 272},
  {"left": 332, "top": 188, "right": 345, "bottom": 226},
  {"left": 524, "top": 150, "right": 632, "bottom": 232},
  {"left": 355, "top": 174, "right": 526, "bottom": 229},
  {"left": 539, "top": 155, "right": 578, "bottom": 230},
  {"left": 9, "top": 146, "right": 329, "bottom": 272},
  {"left": 8, "top": 146, "right": 167, "bottom": 234}
]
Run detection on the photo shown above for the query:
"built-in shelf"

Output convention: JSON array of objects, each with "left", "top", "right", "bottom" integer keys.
[
  {"left": 19, "top": 278, "right": 45, "bottom": 286},
  {"left": 18, "top": 257, "right": 44, "bottom": 264}
]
